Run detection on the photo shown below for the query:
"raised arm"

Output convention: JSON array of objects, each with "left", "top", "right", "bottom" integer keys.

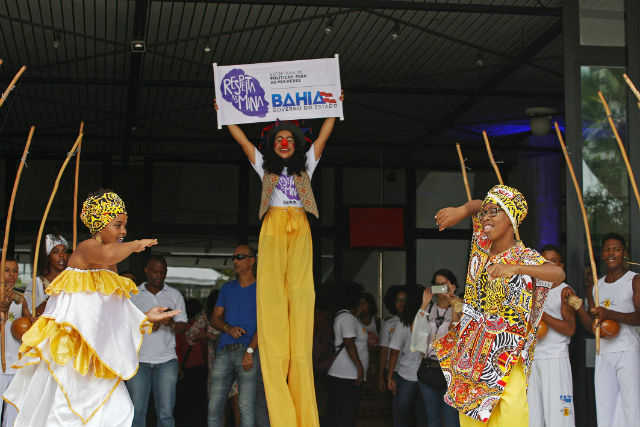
[
  {"left": 312, "top": 91, "right": 344, "bottom": 160},
  {"left": 435, "top": 199, "right": 483, "bottom": 231},
  {"left": 214, "top": 100, "right": 255, "bottom": 164}
]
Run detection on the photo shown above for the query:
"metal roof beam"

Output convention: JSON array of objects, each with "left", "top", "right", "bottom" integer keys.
[
  {"left": 123, "top": 0, "right": 149, "bottom": 167},
  {"left": 169, "top": 1, "right": 560, "bottom": 16},
  {"left": 415, "top": 19, "right": 563, "bottom": 145},
  {"left": 6, "top": 76, "right": 561, "bottom": 99}
]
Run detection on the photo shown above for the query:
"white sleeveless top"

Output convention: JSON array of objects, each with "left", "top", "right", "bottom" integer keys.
[
  {"left": 535, "top": 283, "right": 571, "bottom": 359},
  {"left": 594, "top": 270, "right": 640, "bottom": 354}
]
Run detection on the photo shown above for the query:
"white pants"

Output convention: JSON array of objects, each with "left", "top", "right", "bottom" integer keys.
[
  {"left": 0, "top": 374, "right": 17, "bottom": 427},
  {"left": 595, "top": 350, "right": 640, "bottom": 427},
  {"left": 528, "top": 357, "right": 575, "bottom": 427}
]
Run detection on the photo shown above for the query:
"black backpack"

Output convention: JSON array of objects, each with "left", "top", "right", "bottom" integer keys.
[{"left": 313, "top": 309, "right": 351, "bottom": 372}]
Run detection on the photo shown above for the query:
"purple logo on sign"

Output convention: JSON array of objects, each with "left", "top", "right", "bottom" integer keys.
[
  {"left": 276, "top": 174, "right": 300, "bottom": 201},
  {"left": 220, "top": 69, "right": 269, "bottom": 117}
]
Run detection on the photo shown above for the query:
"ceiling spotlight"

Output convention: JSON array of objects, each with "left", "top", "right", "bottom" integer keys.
[
  {"left": 325, "top": 18, "right": 334, "bottom": 35},
  {"left": 476, "top": 51, "right": 485, "bottom": 67},
  {"left": 204, "top": 44, "right": 211, "bottom": 53},
  {"left": 52, "top": 33, "right": 60, "bottom": 49},
  {"left": 391, "top": 24, "right": 400, "bottom": 40},
  {"left": 525, "top": 107, "right": 557, "bottom": 136},
  {"left": 131, "top": 40, "right": 145, "bottom": 53}
]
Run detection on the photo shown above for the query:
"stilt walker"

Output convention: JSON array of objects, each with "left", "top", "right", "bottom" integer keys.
[{"left": 215, "top": 92, "right": 342, "bottom": 427}]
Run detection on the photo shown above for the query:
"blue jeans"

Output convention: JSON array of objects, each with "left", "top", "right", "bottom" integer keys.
[
  {"left": 418, "top": 381, "right": 460, "bottom": 427},
  {"left": 126, "top": 359, "right": 179, "bottom": 427},
  {"left": 208, "top": 345, "right": 262, "bottom": 427},
  {"left": 392, "top": 372, "right": 422, "bottom": 427}
]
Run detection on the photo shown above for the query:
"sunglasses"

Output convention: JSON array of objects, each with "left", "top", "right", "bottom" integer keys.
[{"left": 232, "top": 254, "right": 254, "bottom": 261}]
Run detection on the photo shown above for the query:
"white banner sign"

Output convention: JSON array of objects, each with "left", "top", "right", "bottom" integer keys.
[{"left": 213, "top": 56, "right": 343, "bottom": 128}]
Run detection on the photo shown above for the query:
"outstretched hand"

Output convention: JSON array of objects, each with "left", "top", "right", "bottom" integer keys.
[
  {"left": 213, "top": 99, "right": 219, "bottom": 111},
  {"left": 435, "top": 206, "right": 467, "bottom": 231},
  {"left": 146, "top": 306, "right": 181, "bottom": 323},
  {"left": 135, "top": 239, "right": 158, "bottom": 253}
]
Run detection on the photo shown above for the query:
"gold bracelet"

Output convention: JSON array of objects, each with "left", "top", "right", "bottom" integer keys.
[{"left": 223, "top": 324, "right": 229, "bottom": 332}]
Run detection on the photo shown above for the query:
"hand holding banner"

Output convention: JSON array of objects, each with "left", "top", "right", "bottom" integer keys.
[{"left": 213, "top": 55, "right": 343, "bottom": 128}]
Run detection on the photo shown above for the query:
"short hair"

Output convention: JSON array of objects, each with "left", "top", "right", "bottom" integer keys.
[
  {"left": 360, "top": 292, "right": 378, "bottom": 317},
  {"left": 540, "top": 244, "right": 562, "bottom": 258},
  {"left": 335, "top": 282, "right": 364, "bottom": 311},
  {"left": 602, "top": 232, "right": 626, "bottom": 248},
  {"left": 146, "top": 254, "right": 167, "bottom": 267}
]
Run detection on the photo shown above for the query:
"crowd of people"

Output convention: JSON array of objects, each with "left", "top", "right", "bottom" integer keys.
[
  {"left": 0, "top": 212, "right": 639, "bottom": 427},
  {"left": 1, "top": 223, "right": 640, "bottom": 427}
]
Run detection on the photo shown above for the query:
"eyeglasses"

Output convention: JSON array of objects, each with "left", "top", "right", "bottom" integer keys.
[
  {"left": 395, "top": 297, "right": 406, "bottom": 303},
  {"left": 232, "top": 254, "right": 254, "bottom": 261},
  {"left": 477, "top": 207, "right": 503, "bottom": 221}
]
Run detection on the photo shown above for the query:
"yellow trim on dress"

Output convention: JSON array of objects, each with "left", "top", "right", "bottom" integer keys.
[
  {"left": 13, "top": 345, "right": 122, "bottom": 424},
  {"left": 45, "top": 268, "right": 138, "bottom": 298},
  {"left": 17, "top": 315, "right": 153, "bottom": 381}
]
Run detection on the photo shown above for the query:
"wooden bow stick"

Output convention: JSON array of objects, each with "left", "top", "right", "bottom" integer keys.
[
  {"left": 31, "top": 122, "right": 84, "bottom": 316},
  {"left": 482, "top": 131, "right": 520, "bottom": 241},
  {"left": 0, "top": 65, "right": 26, "bottom": 109},
  {"left": 0, "top": 126, "right": 34, "bottom": 372},
  {"left": 598, "top": 91, "right": 640, "bottom": 214},
  {"left": 623, "top": 74, "right": 640, "bottom": 111},
  {"left": 554, "top": 121, "right": 601, "bottom": 353},
  {"left": 72, "top": 133, "right": 83, "bottom": 250},
  {"left": 455, "top": 143, "right": 472, "bottom": 202}
]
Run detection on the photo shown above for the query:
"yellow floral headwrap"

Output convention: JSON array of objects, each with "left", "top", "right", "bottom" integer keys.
[
  {"left": 482, "top": 184, "right": 527, "bottom": 230},
  {"left": 80, "top": 192, "right": 127, "bottom": 235}
]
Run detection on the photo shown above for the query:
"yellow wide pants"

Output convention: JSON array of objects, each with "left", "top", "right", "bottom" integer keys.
[
  {"left": 257, "top": 207, "right": 319, "bottom": 427},
  {"left": 460, "top": 360, "right": 529, "bottom": 427}
]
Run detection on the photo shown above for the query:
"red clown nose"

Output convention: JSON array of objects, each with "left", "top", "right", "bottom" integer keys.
[{"left": 281, "top": 139, "right": 289, "bottom": 148}]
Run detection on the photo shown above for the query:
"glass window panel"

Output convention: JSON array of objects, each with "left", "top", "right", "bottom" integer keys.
[
  {"left": 343, "top": 167, "right": 405, "bottom": 205},
  {"left": 342, "top": 249, "right": 406, "bottom": 318},
  {"left": 417, "top": 239, "right": 469, "bottom": 296},
  {"left": 416, "top": 170, "right": 475, "bottom": 229},
  {"left": 581, "top": 66, "right": 629, "bottom": 247},
  {"left": 579, "top": 0, "right": 625, "bottom": 46}
]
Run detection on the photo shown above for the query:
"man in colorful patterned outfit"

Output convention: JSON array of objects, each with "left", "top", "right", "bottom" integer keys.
[{"left": 433, "top": 185, "right": 565, "bottom": 427}]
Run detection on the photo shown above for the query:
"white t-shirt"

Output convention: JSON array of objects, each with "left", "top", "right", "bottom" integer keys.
[
  {"left": 24, "top": 276, "right": 50, "bottom": 313},
  {"left": 3, "top": 301, "right": 24, "bottom": 374},
  {"left": 328, "top": 310, "right": 369, "bottom": 380},
  {"left": 535, "top": 283, "right": 572, "bottom": 359},
  {"left": 362, "top": 317, "right": 379, "bottom": 346},
  {"left": 130, "top": 283, "right": 188, "bottom": 364},
  {"left": 425, "top": 303, "right": 453, "bottom": 359},
  {"left": 380, "top": 315, "right": 400, "bottom": 347},
  {"left": 389, "top": 324, "right": 422, "bottom": 382},
  {"left": 594, "top": 271, "right": 640, "bottom": 354},
  {"left": 251, "top": 147, "right": 320, "bottom": 208}
]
